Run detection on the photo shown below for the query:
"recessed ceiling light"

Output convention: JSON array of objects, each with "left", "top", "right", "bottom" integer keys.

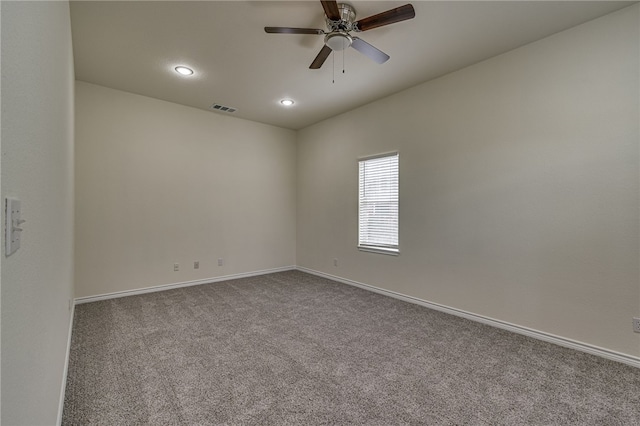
[
  {"left": 280, "top": 99, "right": 295, "bottom": 106},
  {"left": 175, "top": 66, "right": 194, "bottom": 76}
]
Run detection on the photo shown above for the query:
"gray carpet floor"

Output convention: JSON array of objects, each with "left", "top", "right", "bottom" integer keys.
[{"left": 63, "top": 270, "right": 640, "bottom": 425}]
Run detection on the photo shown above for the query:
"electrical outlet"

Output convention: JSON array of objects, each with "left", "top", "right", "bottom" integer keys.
[
  {"left": 218, "top": 258, "right": 224, "bottom": 266},
  {"left": 633, "top": 317, "right": 640, "bottom": 333},
  {"left": 174, "top": 263, "right": 179, "bottom": 272},
  {"left": 333, "top": 258, "right": 338, "bottom": 267},
  {"left": 194, "top": 261, "right": 199, "bottom": 269}
]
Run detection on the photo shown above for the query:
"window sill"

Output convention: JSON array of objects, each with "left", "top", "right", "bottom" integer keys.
[{"left": 358, "top": 246, "right": 399, "bottom": 256}]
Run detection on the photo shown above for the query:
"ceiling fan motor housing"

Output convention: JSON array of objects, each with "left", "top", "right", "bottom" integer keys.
[{"left": 326, "top": 3, "right": 356, "bottom": 31}]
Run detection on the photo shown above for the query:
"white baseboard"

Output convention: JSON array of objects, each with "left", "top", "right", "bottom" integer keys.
[
  {"left": 296, "top": 266, "right": 640, "bottom": 369},
  {"left": 57, "top": 300, "right": 75, "bottom": 426},
  {"left": 74, "top": 266, "right": 296, "bottom": 305}
]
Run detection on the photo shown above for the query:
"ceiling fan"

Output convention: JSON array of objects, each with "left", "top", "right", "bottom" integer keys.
[{"left": 265, "top": 1, "right": 415, "bottom": 69}]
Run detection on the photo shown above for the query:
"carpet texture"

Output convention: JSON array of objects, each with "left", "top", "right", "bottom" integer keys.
[{"left": 63, "top": 271, "right": 640, "bottom": 425}]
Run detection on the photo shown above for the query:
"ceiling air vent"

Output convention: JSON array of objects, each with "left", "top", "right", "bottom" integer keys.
[{"left": 209, "top": 103, "right": 237, "bottom": 113}]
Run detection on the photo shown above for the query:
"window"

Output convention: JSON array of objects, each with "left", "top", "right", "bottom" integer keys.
[{"left": 358, "top": 152, "right": 399, "bottom": 255}]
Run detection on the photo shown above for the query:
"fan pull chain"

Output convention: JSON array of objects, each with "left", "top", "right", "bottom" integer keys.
[
  {"left": 332, "top": 52, "right": 335, "bottom": 84},
  {"left": 343, "top": 48, "right": 345, "bottom": 74}
]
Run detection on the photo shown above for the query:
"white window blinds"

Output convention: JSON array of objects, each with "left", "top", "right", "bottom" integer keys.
[{"left": 358, "top": 153, "right": 399, "bottom": 254}]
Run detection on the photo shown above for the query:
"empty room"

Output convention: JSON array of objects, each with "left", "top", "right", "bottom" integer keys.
[{"left": 1, "top": 1, "right": 639, "bottom": 424}]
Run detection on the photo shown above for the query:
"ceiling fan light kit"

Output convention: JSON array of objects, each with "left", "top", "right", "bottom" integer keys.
[
  {"left": 265, "top": 1, "right": 415, "bottom": 70},
  {"left": 325, "top": 32, "right": 352, "bottom": 51}
]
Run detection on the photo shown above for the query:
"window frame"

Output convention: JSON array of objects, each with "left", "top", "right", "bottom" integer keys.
[{"left": 357, "top": 151, "right": 400, "bottom": 256}]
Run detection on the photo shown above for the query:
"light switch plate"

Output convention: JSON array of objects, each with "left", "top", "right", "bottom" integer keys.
[{"left": 5, "top": 198, "right": 22, "bottom": 256}]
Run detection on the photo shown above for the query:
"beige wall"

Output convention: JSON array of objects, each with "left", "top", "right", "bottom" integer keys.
[
  {"left": 1, "top": 1, "right": 76, "bottom": 424},
  {"left": 297, "top": 5, "right": 640, "bottom": 357},
  {"left": 74, "top": 82, "right": 297, "bottom": 298}
]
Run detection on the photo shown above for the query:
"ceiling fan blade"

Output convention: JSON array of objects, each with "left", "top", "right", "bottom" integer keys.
[
  {"left": 351, "top": 37, "right": 389, "bottom": 64},
  {"left": 310, "top": 45, "right": 332, "bottom": 69},
  {"left": 265, "top": 27, "right": 324, "bottom": 35},
  {"left": 321, "top": 0, "right": 341, "bottom": 21},
  {"left": 354, "top": 4, "right": 415, "bottom": 32}
]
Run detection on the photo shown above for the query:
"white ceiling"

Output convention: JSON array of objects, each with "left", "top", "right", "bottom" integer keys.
[{"left": 70, "top": 1, "right": 634, "bottom": 130}]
